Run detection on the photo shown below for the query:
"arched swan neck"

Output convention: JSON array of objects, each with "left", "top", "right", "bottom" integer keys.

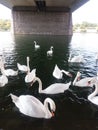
[
  {"left": 44, "top": 98, "right": 55, "bottom": 118},
  {"left": 34, "top": 77, "right": 42, "bottom": 93},
  {"left": 88, "top": 82, "right": 98, "bottom": 100},
  {"left": 61, "top": 70, "right": 69, "bottom": 75}
]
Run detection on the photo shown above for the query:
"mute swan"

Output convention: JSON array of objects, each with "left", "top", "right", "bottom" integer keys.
[
  {"left": 17, "top": 56, "right": 30, "bottom": 73},
  {"left": 52, "top": 64, "right": 72, "bottom": 79},
  {"left": 25, "top": 69, "right": 36, "bottom": 84},
  {"left": 34, "top": 41, "right": 40, "bottom": 49},
  {"left": 68, "top": 54, "right": 84, "bottom": 63},
  {"left": 0, "top": 61, "right": 18, "bottom": 77},
  {"left": 88, "top": 81, "right": 98, "bottom": 105},
  {"left": 0, "top": 74, "right": 8, "bottom": 87},
  {"left": 47, "top": 46, "right": 53, "bottom": 56},
  {"left": 73, "top": 71, "right": 97, "bottom": 87},
  {"left": 10, "top": 93, "right": 56, "bottom": 119},
  {"left": 31, "top": 76, "right": 71, "bottom": 94}
]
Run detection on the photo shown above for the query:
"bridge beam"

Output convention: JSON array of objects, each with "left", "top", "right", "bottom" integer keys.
[{"left": 12, "top": 6, "right": 72, "bottom": 35}]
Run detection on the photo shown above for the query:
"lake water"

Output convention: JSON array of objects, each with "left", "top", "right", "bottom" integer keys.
[{"left": 0, "top": 32, "right": 98, "bottom": 130}]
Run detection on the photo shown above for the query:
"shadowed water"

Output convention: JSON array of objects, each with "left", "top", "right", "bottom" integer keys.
[{"left": 0, "top": 32, "right": 98, "bottom": 130}]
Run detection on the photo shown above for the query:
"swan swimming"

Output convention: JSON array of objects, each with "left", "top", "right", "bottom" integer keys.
[
  {"left": 68, "top": 54, "right": 84, "bottom": 63},
  {"left": 0, "top": 60, "right": 18, "bottom": 77},
  {"left": 31, "top": 75, "right": 71, "bottom": 94},
  {"left": 73, "top": 71, "right": 97, "bottom": 87},
  {"left": 88, "top": 81, "right": 98, "bottom": 105},
  {"left": 34, "top": 41, "right": 40, "bottom": 49},
  {"left": 10, "top": 93, "right": 56, "bottom": 119},
  {"left": 47, "top": 46, "right": 53, "bottom": 56},
  {"left": 52, "top": 64, "right": 72, "bottom": 79},
  {"left": 17, "top": 56, "right": 30, "bottom": 73}
]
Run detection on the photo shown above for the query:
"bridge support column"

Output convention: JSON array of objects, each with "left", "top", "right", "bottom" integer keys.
[{"left": 12, "top": 6, "right": 72, "bottom": 35}]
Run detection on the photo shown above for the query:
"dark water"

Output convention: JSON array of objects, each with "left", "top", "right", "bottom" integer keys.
[{"left": 0, "top": 32, "right": 98, "bottom": 130}]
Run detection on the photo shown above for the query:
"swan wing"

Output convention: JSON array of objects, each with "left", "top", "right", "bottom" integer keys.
[
  {"left": 75, "top": 77, "right": 93, "bottom": 87},
  {"left": 17, "top": 63, "right": 28, "bottom": 72},
  {"left": 4, "top": 69, "right": 18, "bottom": 76},
  {"left": 52, "top": 65, "right": 62, "bottom": 79},
  {"left": 25, "top": 69, "right": 36, "bottom": 83},
  {"left": 42, "top": 82, "right": 71, "bottom": 94},
  {"left": 16, "top": 95, "right": 46, "bottom": 118}
]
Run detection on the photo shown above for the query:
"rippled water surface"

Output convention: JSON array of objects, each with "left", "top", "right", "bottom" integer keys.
[{"left": 0, "top": 32, "right": 98, "bottom": 130}]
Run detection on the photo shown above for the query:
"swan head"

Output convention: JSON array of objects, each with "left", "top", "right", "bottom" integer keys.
[
  {"left": 44, "top": 98, "right": 56, "bottom": 118},
  {"left": 50, "top": 46, "right": 53, "bottom": 49}
]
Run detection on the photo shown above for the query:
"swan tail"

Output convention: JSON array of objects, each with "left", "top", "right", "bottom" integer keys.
[{"left": 10, "top": 93, "right": 18, "bottom": 103}]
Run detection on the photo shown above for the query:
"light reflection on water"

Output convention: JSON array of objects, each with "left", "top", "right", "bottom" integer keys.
[{"left": 0, "top": 32, "right": 98, "bottom": 130}]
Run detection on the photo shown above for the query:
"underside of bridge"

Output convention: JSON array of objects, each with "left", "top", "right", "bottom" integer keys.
[{"left": 0, "top": 0, "right": 89, "bottom": 35}]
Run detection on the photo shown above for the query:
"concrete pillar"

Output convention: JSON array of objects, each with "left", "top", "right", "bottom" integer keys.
[{"left": 12, "top": 6, "right": 72, "bottom": 35}]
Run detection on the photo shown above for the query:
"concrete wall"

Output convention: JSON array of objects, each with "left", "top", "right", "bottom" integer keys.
[{"left": 12, "top": 7, "right": 72, "bottom": 35}]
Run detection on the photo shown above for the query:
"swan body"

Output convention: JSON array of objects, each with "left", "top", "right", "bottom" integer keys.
[
  {"left": 10, "top": 93, "right": 56, "bottom": 119},
  {"left": 17, "top": 56, "right": 30, "bottom": 73},
  {"left": 25, "top": 69, "right": 36, "bottom": 83},
  {"left": 1, "top": 68, "right": 18, "bottom": 76},
  {"left": 0, "top": 61, "right": 18, "bottom": 77},
  {"left": 52, "top": 64, "right": 72, "bottom": 79},
  {"left": 73, "top": 71, "right": 97, "bottom": 87},
  {"left": 68, "top": 54, "right": 84, "bottom": 63},
  {"left": 47, "top": 46, "right": 53, "bottom": 56},
  {"left": 0, "top": 75, "right": 8, "bottom": 87},
  {"left": 32, "top": 77, "right": 71, "bottom": 94},
  {"left": 34, "top": 41, "right": 40, "bottom": 49},
  {"left": 88, "top": 81, "right": 98, "bottom": 105}
]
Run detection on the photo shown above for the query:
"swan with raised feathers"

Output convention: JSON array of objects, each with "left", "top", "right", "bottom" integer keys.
[
  {"left": 31, "top": 75, "right": 71, "bottom": 94},
  {"left": 34, "top": 41, "right": 40, "bottom": 49},
  {"left": 17, "top": 56, "right": 30, "bottom": 73},
  {"left": 25, "top": 68, "right": 36, "bottom": 84},
  {"left": 68, "top": 54, "right": 84, "bottom": 63},
  {"left": 88, "top": 81, "right": 98, "bottom": 105},
  {"left": 73, "top": 71, "right": 97, "bottom": 87},
  {"left": 47, "top": 46, "right": 53, "bottom": 56},
  {"left": 10, "top": 93, "right": 56, "bottom": 119},
  {"left": 52, "top": 64, "right": 72, "bottom": 79}
]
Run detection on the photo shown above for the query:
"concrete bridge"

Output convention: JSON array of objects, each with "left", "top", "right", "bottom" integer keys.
[{"left": 0, "top": 0, "right": 89, "bottom": 35}]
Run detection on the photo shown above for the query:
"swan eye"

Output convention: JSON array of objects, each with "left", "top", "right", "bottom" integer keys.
[{"left": 87, "top": 81, "right": 91, "bottom": 85}]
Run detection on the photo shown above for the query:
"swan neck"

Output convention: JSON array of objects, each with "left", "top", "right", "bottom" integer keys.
[
  {"left": 88, "top": 83, "right": 98, "bottom": 100},
  {"left": 61, "top": 70, "right": 68, "bottom": 75},
  {"left": 44, "top": 98, "right": 53, "bottom": 118},
  {"left": 26, "top": 57, "right": 30, "bottom": 72},
  {"left": 73, "top": 73, "right": 79, "bottom": 85},
  {"left": 35, "top": 77, "right": 42, "bottom": 93}
]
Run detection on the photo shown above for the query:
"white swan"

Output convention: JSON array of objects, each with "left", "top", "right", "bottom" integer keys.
[
  {"left": 34, "top": 41, "right": 40, "bottom": 49},
  {"left": 25, "top": 69, "right": 36, "bottom": 84},
  {"left": 0, "top": 74, "right": 8, "bottom": 87},
  {"left": 47, "top": 46, "right": 53, "bottom": 56},
  {"left": 88, "top": 81, "right": 98, "bottom": 105},
  {"left": 0, "top": 61, "right": 18, "bottom": 77},
  {"left": 68, "top": 54, "right": 84, "bottom": 63},
  {"left": 17, "top": 56, "right": 30, "bottom": 73},
  {"left": 31, "top": 76, "right": 71, "bottom": 94},
  {"left": 73, "top": 71, "right": 97, "bottom": 87},
  {"left": 10, "top": 93, "right": 56, "bottom": 119},
  {"left": 52, "top": 64, "right": 72, "bottom": 79}
]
